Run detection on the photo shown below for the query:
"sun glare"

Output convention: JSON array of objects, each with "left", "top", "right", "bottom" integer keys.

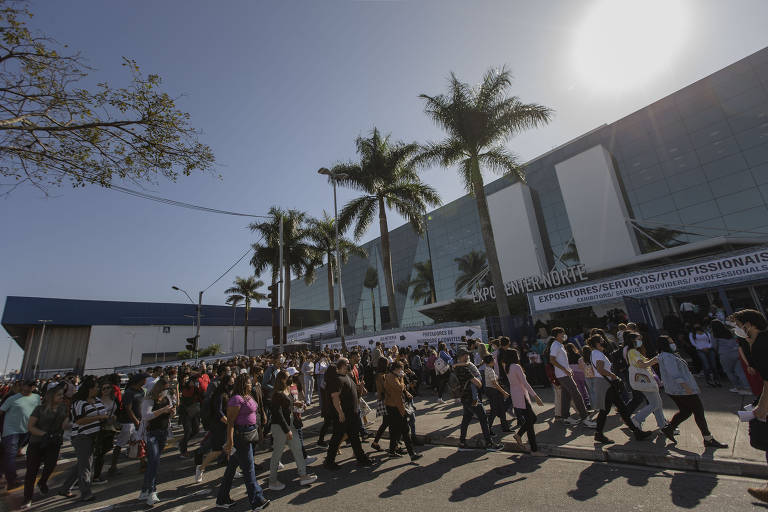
[{"left": 572, "top": 0, "right": 690, "bottom": 92}]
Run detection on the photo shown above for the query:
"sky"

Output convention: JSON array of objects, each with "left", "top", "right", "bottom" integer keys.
[{"left": 1, "top": 0, "right": 767, "bottom": 371}]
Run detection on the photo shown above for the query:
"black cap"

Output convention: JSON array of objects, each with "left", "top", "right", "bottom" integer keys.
[{"left": 456, "top": 348, "right": 471, "bottom": 358}]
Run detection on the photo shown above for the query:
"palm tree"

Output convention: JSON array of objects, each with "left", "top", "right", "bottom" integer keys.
[
  {"left": 418, "top": 68, "right": 553, "bottom": 334},
  {"left": 306, "top": 211, "right": 367, "bottom": 324},
  {"left": 363, "top": 266, "right": 379, "bottom": 331},
  {"left": 398, "top": 260, "right": 436, "bottom": 305},
  {"left": 224, "top": 277, "right": 265, "bottom": 355},
  {"left": 336, "top": 128, "right": 441, "bottom": 329},
  {"left": 249, "top": 207, "right": 317, "bottom": 341},
  {"left": 225, "top": 293, "right": 243, "bottom": 353},
  {"left": 454, "top": 250, "right": 490, "bottom": 294}
]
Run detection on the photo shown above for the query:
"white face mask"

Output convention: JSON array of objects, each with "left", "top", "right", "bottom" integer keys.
[
  {"left": 669, "top": 343, "right": 677, "bottom": 352},
  {"left": 734, "top": 326, "right": 748, "bottom": 339},
  {"left": 635, "top": 339, "right": 643, "bottom": 348}
]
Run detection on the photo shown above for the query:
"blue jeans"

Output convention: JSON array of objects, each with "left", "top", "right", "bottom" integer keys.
[
  {"left": 2, "top": 433, "right": 24, "bottom": 487},
  {"left": 459, "top": 401, "right": 491, "bottom": 444},
  {"left": 696, "top": 349, "right": 718, "bottom": 380},
  {"left": 142, "top": 430, "right": 168, "bottom": 493},
  {"left": 719, "top": 350, "right": 749, "bottom": 389},
  {"left": 216, "top": 427, "right": 266, "bottom": 508}
]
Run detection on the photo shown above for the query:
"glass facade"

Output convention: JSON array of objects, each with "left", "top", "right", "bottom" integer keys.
[{"left": 291, "top": 47, "right": 768, "bottom": 330}]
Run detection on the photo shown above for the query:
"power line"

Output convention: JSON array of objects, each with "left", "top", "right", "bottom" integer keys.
[
  {"left": 203, "top": 232, "right": 265, "bottom": 292},
  {"left": 108, "top": 184, "right": 270, "bottom": 218}
]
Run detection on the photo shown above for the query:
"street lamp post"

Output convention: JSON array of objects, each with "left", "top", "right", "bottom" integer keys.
[
  {"left": 33, "top": 320, "right": 51, "bottom": 378},
  {"left": 173, "top": 286, "right": 203, "bottom": 358},
  {"left": 318, "top": 167, "right": 348, "bottom": 347},
  {"left": 5, "top": 336, "right": 20, "bottom": 379}
]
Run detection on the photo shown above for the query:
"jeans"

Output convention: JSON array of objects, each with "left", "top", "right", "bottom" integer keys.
[
  {"left": 585, "top": 377, "right": 597, "bottom": 408},
  {"left": 571, "top": 365, "right": 591, "bottom": 408},
  {"left": 386, "top": 406, "right": 414, "bottom": 455},
  {"left": 179, "top": 403, "right": 200, "bottom": 454},
  {"left": 696, "top": 349, "right": 719, "bottom": 381},
  {"left": 24, "top": 440, "right": 61, "bottom": 501},
  {"left": 303, "top": 375, "right": 315, "bottom": 405},
  {"left": 719, "top": 350, "right": 749, "bottom": 389},
  {"left": 270, "top": 423, "right": 307, "bottom": 483},
  {"left": 216, "top": 426, "right": 267, "bottom": 508},
  {"left": 1, "top": 433, "right": 24, "bottom": 487},
  {"left": 59, "top": 434, "right": 95, "bottom": 499},
  {"left": 514, "top": 400, "right": 538, "bottom": 452},
  {"left": 486, "top": 388, "right": 509, "bottom": 430},
  {"left": 142, "top": 430, "right": 168, "bottom": 493},
  {"left": 92, "top": 430, "right": 115, "bottom": 479},
  {"left": 326, "top": 413, "right": 366, "bottom": 464},
  {"left": 668, "top": 394, "right": 710, "bottom": 437},
  {"left": 632, "top": 390, "right": 666, "bottom": 428},
  {"left": 556, "top": 376, "right": 588, "bottom": 419},
  {"left": 459, "top": 401, "right": 491, "bottom": 444}
]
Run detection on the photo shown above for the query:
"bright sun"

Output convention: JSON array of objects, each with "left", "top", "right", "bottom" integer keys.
[{"left": 572, "top": 0, "right": 690, "bottom": 92}]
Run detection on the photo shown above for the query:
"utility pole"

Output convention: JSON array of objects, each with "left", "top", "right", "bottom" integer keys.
[
  {"left": 196, "top": 291, "right": 203, "bottom": 360},
  {"left": 278, "top": 214, "right": 285, "bottom": 353},
  {"left": 5, "top": 336, "right": 19, "bottom": 379},
  {"left": 33, "top": 320, "right": 51, "bottom": 378}
]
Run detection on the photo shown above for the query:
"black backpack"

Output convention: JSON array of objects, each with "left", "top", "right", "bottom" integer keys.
[
  {"left": 199, "top": 379, "right": 219, "bottom": 430},
  {"left": 608, "top": 347, "right": 629, "bottom": 373}
]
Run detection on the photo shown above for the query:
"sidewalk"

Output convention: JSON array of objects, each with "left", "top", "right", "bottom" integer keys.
[{"left": 347, "top": 382, "right": 767, "bottom": 479}]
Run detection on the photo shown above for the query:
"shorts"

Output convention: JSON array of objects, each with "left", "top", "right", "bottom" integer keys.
[{"left": 115, "top": 422, "right": 136, "bottom": 448}]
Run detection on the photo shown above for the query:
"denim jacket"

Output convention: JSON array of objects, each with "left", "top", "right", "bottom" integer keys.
[{"left": 658, "top": 352, "right": 699, "bottom": 396}]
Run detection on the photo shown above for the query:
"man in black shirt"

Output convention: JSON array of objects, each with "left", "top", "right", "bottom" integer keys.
[
  {"left": 454, "top": 349, "right": 502, "bottom": 451},
  {"left": 733, "top": 309, "right": 768, "bottom": 504},
  {"left": 323, "top": 358, "right": 373, "bottom": 470},
  {"left": 113, "top": 373, "right": 147, "bottom": 473}
]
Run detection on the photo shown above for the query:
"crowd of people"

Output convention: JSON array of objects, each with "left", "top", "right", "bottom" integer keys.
[{"left": 1, "top": 307, "right": 767, "bottom": 509}]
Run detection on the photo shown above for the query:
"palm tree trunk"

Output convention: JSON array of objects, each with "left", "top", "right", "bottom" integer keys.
[
  {"left": 326, "top": 254, "right": 335, "bottom": 322},
  {"left": 378, "top": 197, "right": 398, "bottom": 328},
  {"left": 371, "top": 288, "right": 376, "bottom": 331},
  {"left": 243, "top": 298, "right": 249, "bottom": 355},
  {"left": 471, "top": 159, "right": 512, "bottom": 335},
  {"left": 284, "top": 261, "right": 291, "bottom": 338}
]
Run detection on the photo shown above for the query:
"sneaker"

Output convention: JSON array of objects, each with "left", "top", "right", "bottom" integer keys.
[
  {"left": 582, "top": 419, "right": 597, "bottom": 428},
  {"left": 594, "top": 433, "right": 614, "bottom": 444},
  {"left": 92, "top": 476, "right": 108, "bottom": 485},
  {"left": 704, "top": 437, "right": 728, "bottom": 449},
  {"left": 370, "top": 442, "right": 382, "bottom": 451},
  {"left": 268, "top": 480, "right": 285, "bottom": 491},
  {"left": 304, "top": 456, "right": 317, "bottom": 465},
  {"left": 748, "top": 485, "right": 768, "bottom": 503},
  {"left": 729, "top": 387, "right": 739, "bottom": 393},
  {"left": 137, "top": 490, "right": 149, "bottom": 501},
  {"left": 564, "top": 417, "right": 580, "bottom": 426},
  {"left": 146, "top": 492, "right": 160, "bottom": 506},
  {"left": 458, "top": 441, "right": 471, "bottom": 451},
  {"left": 37, "top": 481, "right": 49, "bottom": 495},
  {"left": 299, "top": 474, "right": 317, "bottom": 486},
  {"left": 387, "top": 451, "right": 403, "bottom": 458},
  {"left": 410, "top": 453, "right": 423, "bottom": 461},
  {"left": 19, "top": 502, "right": 31, "bottom": 511},
  {"left": 215, "top": 501, "right": 236, "bottom": 509},
  {"left": 486, "top": 441, "right": 504, "bottom": 452},
  {"left": 661, "top": 425, "right": 677, "bottom": 443},
  {"left": 253, "top": 499, "right": 271, "bottom": 511},
  {"left": 195, "top": 465, "right": 204, "bottom": 483},
  {"left": 317, "top": 440, "right": 328, "bottom": 447},
  {"left": 278, "top": 462, "right": 285, "bottom": 470},
  {"left": 235, "top": 469, "right": 243, "bottom": 478},
  {"left": 438, "top": 398, "right": 446, "bottom": 404}
]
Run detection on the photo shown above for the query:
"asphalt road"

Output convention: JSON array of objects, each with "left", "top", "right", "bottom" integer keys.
[{"left": 3, "top": 436, "right": 767, "bottom": 512}]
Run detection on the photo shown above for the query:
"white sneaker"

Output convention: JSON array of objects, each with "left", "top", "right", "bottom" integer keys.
[
  {"left": 438, "top": 398, "right": 445, "bottom": 404},
  {"left": 269, "top": 480, "right": 286, "bottom": 491},
  {"left": 278, "top": 461, "right": 285, "bottom": 470},
  {"left": 304, "top": 456, "right": 317, "bottom": 465},
  {"left": 138, "top": 490, "right": 149, "bottom": 501},
  {"left": 195, "top": 465, "right": 204, "bottom": 483},
  {"left": 146, "top": 492, "right": 160, "bottom": 506},
  {"left": 235, "top": 469, "right": 242, "bottom": 478},
  {"left": 564, "top": 417, "right": 580, "bottom": 426},
  {"left": 582, "top": 419, "right": 597, "bottom": 428},
  {"left": 19, "top": 502, "right": 32, "bottom": 511},
  {"left": 729, "top": 387, "right": 739, "bottom": 393},
  {"left": 299, "top": 474, "right": 317, "bottom": 486}
]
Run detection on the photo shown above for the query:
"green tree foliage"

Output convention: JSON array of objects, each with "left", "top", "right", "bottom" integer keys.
[
  {"left": 225, "top": 276, "right": 265, "bottom": 355},
  {"left": 0, "top": 1, "right": 214, "bottom": 192}
]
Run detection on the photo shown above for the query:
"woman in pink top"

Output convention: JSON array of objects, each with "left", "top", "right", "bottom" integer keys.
[{"left": 507, "top": 349, "right": 543, "bottom": 453}]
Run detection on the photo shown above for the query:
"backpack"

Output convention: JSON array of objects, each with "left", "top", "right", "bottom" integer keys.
[
  {"left": 411, "top": 355, "right": 422, "bottom": 370},
  {"left": 434, "top": 357, "right": 449, "bottom": 375},
  {"left": 448, "top": 368, "right": 471, "bottom": 399},
  {"left": 199, "top": 379, "right": 219, "bottom": 430},
  {"left": 608, "top": 347, "right": 629, "bottom": 373}
]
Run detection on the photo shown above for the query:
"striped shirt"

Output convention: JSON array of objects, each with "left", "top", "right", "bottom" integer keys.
[{"left": 71, "top": 399, "right": 106, "bottom": 437}]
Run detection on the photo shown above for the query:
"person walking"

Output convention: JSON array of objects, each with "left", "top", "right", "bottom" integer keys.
[
  {"left": 194, "top": 375, "right": 233, "bottom": 483},
  {"left": 588, "top": 335, "right": 652, "bottom": 445},
  {"left": 301, "top": 356, "right": 315, "bottom": 406},
  {"left": 454, "top": 348, "right": 503, "bottom": 451},
  {"left": 710, "top": 319, "right": 752, "bottom": 395},
  {"left": 216, "top": 373, "right": 270, "bottom": 510},
  {"left": 0, "top": 379, "right": 40, "bottom": 492},
  {"left": 57, "top": 376, "right": 109, "bottom": 502},
  {"left": 549, "top": 328, "right": 596, "bottom": 428},
  {"left": 382, "top": 361, "right": 422, "bottom": 461},
  {"left": 315, "top": 354, "right": 329, "bottom": 413},
  {"left": 690, "top": 324, "right": 720, "bottom": 387},
  {"left": 113, "top": 373, "right": 147, "bottom": 474},
  {"left": 178, "top": 371, "right": 202, "bottom": 458},
  {"left": 507, "top": 349, "right": 543, "bottom": 453},
  {"left": 316, "top": 365, "right": 337, "bottom": 447},
  {"left": 483, "top": 355, "right": 511, "bottom": 433},
  {"left": 656, "top": 335, "right": 728, "bottom": 449},
  {"left": 624, "top": 332, "right": 667, "bottom": 432},
  {"left": 92, "top": 379, "right": 119, "bottom": 484},
  {"left": 138, "top": 377, "right": 175, "bottom": 506},
  {"left": 20, "top": 384, "right": 68, "bottom": 510},
  {"left": 371, "top": 357, "right": 391, "bottom": 451},
  {"left": 268, "top": 371, "right": 317, "bottom": 490}
]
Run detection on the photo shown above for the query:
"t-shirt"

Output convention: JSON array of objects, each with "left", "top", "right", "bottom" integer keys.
[
  {"left": 749, "top": 331, "right": 768, "bottom": 382},
  {"left": 144, "top": 377, "right": 158, "bottom": 392},
  {"left": 71, "top": 399, "right": 106, "bottom": 437},
  {"left": 590, "top": 350, "right": 612, "bottom": 374},
  {"left": 198, "top": 373, "right": 210, "bottom": 393},
  {"left": 0, "top": 393, "right": 41, "bottom": 436},
  {"left": 550, "top": 340, "right": 570, "bottom": 378},
  {"left": 29, "top": 404, "right": 68, "bottom": 443},
  {"left": 497, "top": 348, "right": 516, "bottom": 385},
  {"left": 484, "top": 366, "right": 499, "bottom": 388},
  {"left": 228, "top": 394, "right": 259, "bottom": 426},
  {"left": 454, "top": 363, "right": 479, "bottom": 402},
  {"left": 117, "top": 387, "right": 144, "bottom": 424},
  {"left": 325, "top": 373, "right": 358, "bottom": 414}
]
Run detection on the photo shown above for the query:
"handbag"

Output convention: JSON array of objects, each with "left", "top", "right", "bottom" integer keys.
[
  {"left": 127, "top": 439, "right": 146, "bottom": 459},
  {"left": 629, "top": 365, "right": 658, "bottom": 392},
  {"left": 236, "top": 428, "right": 260, "bottom": 443},
  {"left": 749, "top": 418, "right": 768, "bottom": 451},
  {"left": 404, "top": 400, "right": 415, "bottom": 416}
]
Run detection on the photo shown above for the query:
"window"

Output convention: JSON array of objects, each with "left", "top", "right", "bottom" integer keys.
[
  {"left": 701, "top": 152, "right": 748, "bottom": 181},
  {"left": 743, "top": 142, "right": 768, "bottom": 167},
  {"left": 677, "top": 201, "right": 721, "bottom": 224},
  {"left": 715, "top": 189, "right": 765, "bottom": 216},
  {"left": 709, "top": 169, "right": 757, "bottom": 198},
  {"left": 695, "top": 136, "right": 740, "bottom": 165},
  {"left": 672, "top": 183, "right": 713, "bottom": 210}
]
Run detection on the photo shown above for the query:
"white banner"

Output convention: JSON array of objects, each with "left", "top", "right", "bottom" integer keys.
[
  {"left": 322, "top": 325, "right": 483, "bottom": 351},
  {"left": 529, "top": 247, "right": 768, "bottom": 313},
  {"left": 266, "top": 320, "right": 337, "bottom": 347}
]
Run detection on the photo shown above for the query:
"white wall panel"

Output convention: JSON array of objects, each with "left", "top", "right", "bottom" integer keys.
[{"left": 554, "top": 145, "right": 639, "bottom": 269}]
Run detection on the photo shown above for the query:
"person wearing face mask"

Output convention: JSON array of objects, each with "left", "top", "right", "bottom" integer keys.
[
  {"left": 138, "top": 377, "right": 176, "bottom": 506},
  {"left": 625, "top": 332, "right": 667, "bottom": 432},
  {"left": 549, "top": 327, "right": 596, "bottom": 428},
  {"left": 194, "top": 375, "right": 234, "bottom": 484},
  {"left": 710, "top": 319, "right": 752, "bottom": 395},
  {"left": 690, "top": 324, "right": 720, "bottom": 387},
  {"left": 382, "top": 362, "right": 422, "bottom": 461},
  {"left": 730, "top": 309, "right": 768, "bottom": 503},
  {"left": 655, "top": 335, "right": 728, "bottom": 449}
]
